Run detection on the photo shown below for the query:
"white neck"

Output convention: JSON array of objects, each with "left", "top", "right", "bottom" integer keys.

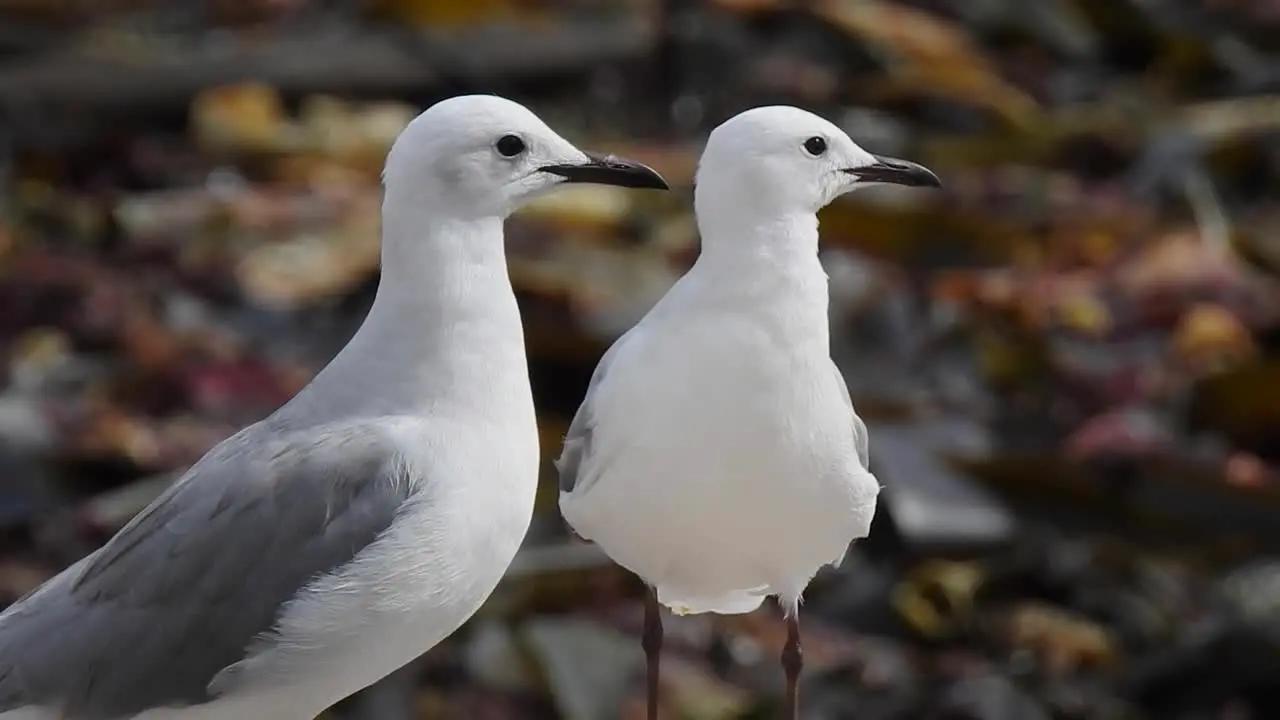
[
  {"left": 276, "top": 201, "right": 531, "bottom": 425},
  {"left": 688, "top": 208, "right": 831, "bottom": 349},
  {"left": 696, "top": 209, "right": 820, "bottom": 265}
]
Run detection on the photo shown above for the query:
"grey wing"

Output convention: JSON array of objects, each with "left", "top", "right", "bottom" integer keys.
[
  {"left": 831, "top": 361, "right": 870, "bottom": 470},
  {"left": 556, "top": 336, "right": 629, "bottom": 495},
  {"left": 0, "top": 421, "right": 414, "bottom": 720}
]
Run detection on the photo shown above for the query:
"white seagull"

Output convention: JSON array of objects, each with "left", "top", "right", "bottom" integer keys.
[
  {"left": 556, "top": 106, "right": 940, "bottom": 720},
  {"left": 0, "top": 94, "right": 668, "bottom": 720}
]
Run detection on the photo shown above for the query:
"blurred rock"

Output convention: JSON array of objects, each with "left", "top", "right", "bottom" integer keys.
[
  {"left": 870, "top": 420, "right": 1016, "bottom": 556},
  {"left": 522, "top": 617, "right": 642, "bottom": 720},
  {"left": 465, "top": 620, "right": 540, "bottom": 693},
  {"left": 935, "top": 672, "right": 1051, "bottom": 720}
]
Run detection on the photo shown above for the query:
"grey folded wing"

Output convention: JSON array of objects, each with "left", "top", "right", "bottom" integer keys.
[
  {"left": 556, "top": 337, "right": 628, "bottom": 496},
  {"left": 831, "top": 361, "right": 870, "bottom": 470},
  {"left": 0, "top": 420, "right": 415, "bottom": 720}
]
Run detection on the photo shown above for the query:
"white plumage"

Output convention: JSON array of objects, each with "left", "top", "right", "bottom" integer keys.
[
  {"left": 557, "top": 104, "right": 940, "bottom": 720},
  {"left": 0, "top": 95, "right": 667, "bottom": 720}
]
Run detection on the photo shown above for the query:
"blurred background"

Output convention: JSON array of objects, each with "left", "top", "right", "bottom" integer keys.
[{"left": 3, "top": 0, "right": 1280, "bottom": 718}]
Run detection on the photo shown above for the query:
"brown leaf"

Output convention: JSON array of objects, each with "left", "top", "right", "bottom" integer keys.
[
  {"left": 810, "top": 0, "right": 1041, "bottom": 127},
  {"left": 1224, "top": 452, "right": 1275, "bottom": 490},
  {"left": 1116, "top": 232, "right": 1241, "bottom": 299},
  {"left": 893, "top": 559, "right": 986, "bottom": 640},
  {"left": 1172, "top": 303, "right": 1257, "bottom": 378},
  {"left": 1003, "top": 603, "right": 1119, "bottom": 674},
  {"left": 234, "top": 194, "right": 382, "bottom": 309},
  {"left": 191, "top": 83, "right": 289, "bottom": 153}
]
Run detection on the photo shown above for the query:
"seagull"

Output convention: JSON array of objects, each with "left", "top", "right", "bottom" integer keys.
[
  {"left": 0, "top": 94, "right": 668, "bottom": 720},
  {"left": 556, "top": 106, "right": 939, "bottom": 720}
]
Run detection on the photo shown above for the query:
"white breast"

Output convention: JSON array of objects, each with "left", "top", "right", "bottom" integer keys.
[{"left": 563, "top": 305, "right": 875, "bottom": 609}]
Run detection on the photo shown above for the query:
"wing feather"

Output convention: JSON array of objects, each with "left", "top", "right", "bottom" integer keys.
[
  {"left": 0, "top": 420, "right": 414, "bottom": 720},
  {"left": 830, "top": 362, "right": 870, "bottom": 470},
  {"left": 556, "top": 337, "right": 629, "bottom": 495}
]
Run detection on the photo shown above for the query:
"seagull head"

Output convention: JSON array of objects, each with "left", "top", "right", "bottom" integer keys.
[
  {"left": 694, "top": 106, "right": 940, "bottom": 218},
  {"left": 382, "top": 95, "right": 669, "bottom": 219}
]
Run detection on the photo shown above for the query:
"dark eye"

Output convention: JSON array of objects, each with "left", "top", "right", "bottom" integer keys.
[
  {"left": 803, "top": 136, "right": 827, "bottom": 156},
  {"left": 495, "top": 134, "right": 526, "bottom": 158}
]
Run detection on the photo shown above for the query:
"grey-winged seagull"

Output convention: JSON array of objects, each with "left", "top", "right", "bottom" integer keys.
[
  {"left": 0, "top": 94, "right": 668, "bottom": 720},
  {"left": 556, "top": 105, "right": 939, "bottom": 720}
]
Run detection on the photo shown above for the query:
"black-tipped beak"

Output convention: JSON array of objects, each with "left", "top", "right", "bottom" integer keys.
[
  {"left": 844, "top": 154, "right": 941, "bottom": 188},
  {"left": 539, "top": 153, "right": 670, "bottom": 190}
]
